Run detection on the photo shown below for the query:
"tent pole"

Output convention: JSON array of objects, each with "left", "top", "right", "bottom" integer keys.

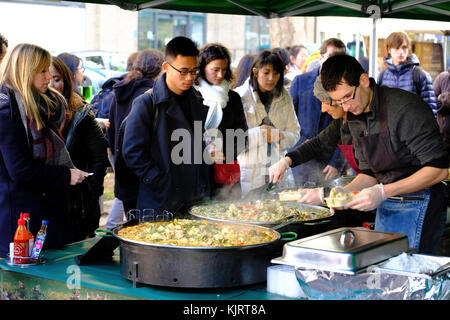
[
  {"left": 356, "top": 31, "right": 360, "bottom": 61},
  {"left": 369, "top": 18, "right": 378, "bottom": 79},
  {"left": 444, "top": 33, "right": 448, "bottom": 71}
]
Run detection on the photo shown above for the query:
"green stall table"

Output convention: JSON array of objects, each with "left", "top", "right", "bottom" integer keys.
[{"left": 0, "top": 237, "right": 295, "bottom": 301}]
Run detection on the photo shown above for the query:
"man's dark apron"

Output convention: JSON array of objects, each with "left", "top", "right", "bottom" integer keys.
[{"left": 355, "top": 91, "right": 445, "bottom": 253}]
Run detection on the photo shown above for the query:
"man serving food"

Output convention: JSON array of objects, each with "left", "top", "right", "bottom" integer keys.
[{"left": 272, "top": 54, "right": 448, "bottom": 254}]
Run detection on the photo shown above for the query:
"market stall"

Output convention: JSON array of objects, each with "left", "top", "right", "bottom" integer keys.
[
  {"left": 2, "top": 224, "right": 449, "bottom": 300},
  {"left": 0, "top": 238, "right": 290, "bottom": 300}
]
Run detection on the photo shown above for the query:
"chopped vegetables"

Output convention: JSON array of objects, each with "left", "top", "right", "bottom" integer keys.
[
  {"left": 117, "top": 219, "right": 277, "bottom": 247},
  {"left": 190, "top": 199, "right": 331, "bottom": 223}
]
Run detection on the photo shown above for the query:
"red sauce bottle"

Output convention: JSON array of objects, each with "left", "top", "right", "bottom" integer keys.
[{"left": 13, "top": 217, "right": 29, "bottom": 264}]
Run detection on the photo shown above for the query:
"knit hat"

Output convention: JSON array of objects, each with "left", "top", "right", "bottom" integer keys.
[{"left": 313, "top": 75, "right": 330, "bottom": 102}]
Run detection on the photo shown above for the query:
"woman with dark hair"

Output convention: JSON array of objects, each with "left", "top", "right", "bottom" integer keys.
[
  {"left": 195, "top": 43, "right": 248, "bottom": 200},
  {"left": 107, "top": 48, "right": 164, "bottom": 217},
  {"left": 50, "top": 56, "right": 108, "bottom": 242},
  {"left": 286, "top": 45, "right": 308, "bottom": 81},
  {"left": 230, "top": 54, "right": 255, "bottom": 90},
  {"left": 57, "top": 52, "right": 84, "bottom": 95},
  {"left": 234, "top": 49, "right": 300, "bottom": 198}
]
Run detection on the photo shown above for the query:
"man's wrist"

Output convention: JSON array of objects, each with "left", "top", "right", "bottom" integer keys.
[{"left": 282, "top": 156, "right": 292, "bottom": 167}]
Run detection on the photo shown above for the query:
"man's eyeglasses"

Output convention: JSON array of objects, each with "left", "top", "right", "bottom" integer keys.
[
  {"left": 329, "top": 85, "right": 358, "bottom": 107},
  {"left": 79, "top": 66, "right": 86, "bottom": 73},
  {"left": 167, "top": 62, "right": 198, "bottom": 77}
]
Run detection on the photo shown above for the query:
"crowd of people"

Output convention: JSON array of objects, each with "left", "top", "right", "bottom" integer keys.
[{"left": 0, "top": 30, "right": 448, "bottom": 259}]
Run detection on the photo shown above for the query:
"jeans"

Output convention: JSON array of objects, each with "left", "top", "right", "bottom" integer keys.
[
  {"left": 105, "top": 197, "right": 125, "bottom": 230},
  {"left": 375, "top": 189, "right": 430, "bottom": 250}
]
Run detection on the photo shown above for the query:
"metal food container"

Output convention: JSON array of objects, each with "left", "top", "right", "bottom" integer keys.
[
  {"left": 111, "top": 220, "right": 287, "bottom": 288},
  {"left": 271, "top": 227, "right": 410, "bottom": 274},
  {"left": 190, "top": 201, "right": 333, "bottom": 228}
]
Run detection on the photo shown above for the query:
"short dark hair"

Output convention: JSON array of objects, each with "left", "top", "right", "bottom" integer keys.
[
  {"left": 250, "top": 50, "right": 285, "bottom": 97},
  {"left": 319, "top": 38, "right": 346, "bottom": 55},
  {"left": 320, "top": 54, "right": 365, "bottom": 91},
  {"left": 0, "top": 33, "right": 8, "bottom": 53},
  {"left": 165, "top": 36, "right": 199, "bottom": 61},
  {"left": 197, "top": 43, "right": 233, "bottom": 84}
]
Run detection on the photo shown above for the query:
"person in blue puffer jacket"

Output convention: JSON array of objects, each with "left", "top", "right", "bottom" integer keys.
[{"left": 378, "top": 31, "right": 437, "bottom": 117}]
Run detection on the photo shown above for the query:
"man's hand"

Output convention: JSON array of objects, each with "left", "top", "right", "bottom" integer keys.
[
  {"left": 346, "top": 183, "right": 386, "bottom": 211},
  {"left": 269, "top": 157, "right": 291, "bottom": 183},
  {"left": 323, "top": 165, "right": 338, "bottom": 180},
  {"left": 298, "top": 187, "right": 324, "bottom": 205}
]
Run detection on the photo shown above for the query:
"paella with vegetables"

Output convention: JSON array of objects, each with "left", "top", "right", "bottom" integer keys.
[
  {"left": 117, "top": 219, "right": 277, "bottom": 247},
  {"left": 190, "top": 199, "right": 331, "bottom": 223}
]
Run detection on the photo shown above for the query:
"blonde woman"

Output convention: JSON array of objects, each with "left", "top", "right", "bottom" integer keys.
[{"left": 0, "top": 43, "right": 88, "bottom": 258}]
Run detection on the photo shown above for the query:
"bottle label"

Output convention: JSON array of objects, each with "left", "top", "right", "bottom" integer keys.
[
  {"left": 30, "top": 235, "right": 45, "bottom": 259},
  {"left": 13, "top": 241, "right": 29, "bottom": 264}
]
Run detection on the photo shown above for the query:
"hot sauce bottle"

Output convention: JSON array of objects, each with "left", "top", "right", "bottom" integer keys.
[{"left": 13, "top": 217, "right": 29, "bottom": 264}]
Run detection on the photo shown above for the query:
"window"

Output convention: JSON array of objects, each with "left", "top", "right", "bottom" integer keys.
[
  {"left": 138, "top": 9, "right": 205, "bottom": 50},
  {"left": 138, "top": 10, "right": 155, "bottom": 50},
  {"left": 245, "top": 16, "right": 270, "bottom": 54}
]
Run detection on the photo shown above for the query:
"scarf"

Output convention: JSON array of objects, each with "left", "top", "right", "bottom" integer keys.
[
  {"left": 197, "top": 78, "right": 229, "bottom": 130},
  {"left": 15, "top": 91, "right": 74, "bottom": 168}
]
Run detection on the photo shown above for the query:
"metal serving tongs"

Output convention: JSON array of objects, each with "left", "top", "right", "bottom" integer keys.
[
  {"left": 261, "top": 182, "right": 276, "bottom": 200},
  {"left": 271, "top": 214, "right": 297, "bottom": 230},
  {"left": 243, "top": 181, "right": 277, "bottom": 201}
]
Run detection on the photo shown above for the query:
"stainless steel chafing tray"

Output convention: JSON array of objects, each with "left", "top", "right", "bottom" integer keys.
[{"left": 271, "top": 227, "right": 410, "bottom": 275}]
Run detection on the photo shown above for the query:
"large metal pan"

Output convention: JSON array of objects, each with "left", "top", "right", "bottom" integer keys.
[
  {"left": 107, "top": 219, "right": 295, "bottom": 288},
  {"left": 189, "top": 200, "right": 333, "bottom": 229}
]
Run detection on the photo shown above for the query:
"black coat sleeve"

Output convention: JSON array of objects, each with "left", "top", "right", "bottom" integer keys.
[
  {"left": 123, "top": 93, "right": 161, "bottom": 184},
  {"left": 286, "top": 119, "right": 343, "bottom": 167},
  {"left": 82, "top": 110, "right": 109, "bottom": 197}
]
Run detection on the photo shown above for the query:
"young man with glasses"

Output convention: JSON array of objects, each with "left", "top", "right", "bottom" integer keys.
[
  {"left": 319, "top": 54, "right": 448, "bottom": 254},
  {"left": 122, "top": 36, "right": 211, "bottom": 217}
]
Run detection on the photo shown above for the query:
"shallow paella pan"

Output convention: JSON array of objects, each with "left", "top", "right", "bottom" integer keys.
[
  {"left": 189, "top": 199, "right": 333, "bottom": 229},
  {"left": 108, "top": 218, "right": 296, "bottom": 288}
]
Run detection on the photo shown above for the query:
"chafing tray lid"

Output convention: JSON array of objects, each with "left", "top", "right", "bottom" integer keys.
[{"left": 271, "top": 227, "right": 410, "bottom": 274}]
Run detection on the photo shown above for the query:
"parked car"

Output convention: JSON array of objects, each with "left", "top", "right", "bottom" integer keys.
[{"left": 71, "top": 51, "right": 127, "bottom": 94}]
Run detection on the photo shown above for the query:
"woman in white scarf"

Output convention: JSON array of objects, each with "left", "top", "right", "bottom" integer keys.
[{"left": 195, "top": 44, "right": 248, "bottom": 200}]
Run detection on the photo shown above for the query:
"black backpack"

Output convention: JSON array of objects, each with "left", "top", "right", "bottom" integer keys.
[
  {"left": 378, "top": 66, "right": 422, "bottom": 94},
  {"left": 115, "top": 88, "right": 159, "bottom": 191}
]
